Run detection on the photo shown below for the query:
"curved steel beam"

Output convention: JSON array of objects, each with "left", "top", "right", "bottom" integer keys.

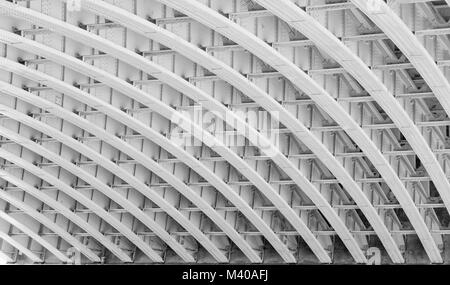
[
  {"left": 0, "top": 33, "right": 330, "bottom": 262},
  {"left": 0, "top": 147, "right": 161, "bottom": 262},
  {"left": 253, "top": 0, "right": 444, "bottom": 264},
  {"left": 0, "top": 230, "right": 42, "bottom": 262},
  {"left": 0, "top": 79, "right": 262, "bottom": 263},
  {"left": 0, "top": 152, "right": 132, "bottom": 262},
  {"left": 0, "top": 210, "right": 70, "bottom": 262},
  {"left": 0, "top": 173, "right": 100, "bottom": 262},
  {"left": 151, "top": 0, "right": 411, "bottom": 264},
  {"left": 0, "top": 57, "right": 295, "bottom": 263},
  {"left": 68, "top": 0, "right": 382, "bottom": 263},
  {"left": 0, "top": 104, "right": 228, "bottom": 263}
]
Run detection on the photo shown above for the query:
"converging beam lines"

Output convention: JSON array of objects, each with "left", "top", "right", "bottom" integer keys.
[
  {"left": 0, "top": 176, "right": 100, "bottom": 262},
  {"left": 155, "top": 0, "right": 406, "bottom": 264},
  {"left": 349, "top": 0, "right": 450, "bottom": 262},
  {"left": 0, "top": 249, "right": 13, "bottom": 263},
  {"left": 0, "top": 36, "right": 295, "bottom": 263},
  {"left": 0, "top": 79, "right": 261, "bottom": 263},
  {"left": 67, "top": 0, "right": 373, "bottom": 263},
  {"left": 0, "top": 210, "right": 70, "bottom": 262},
  {"left": 0, "top": 147, "right": 160, "bottom": 262},
  {"left": 254, "top": 0, "right": 443, "bottom": 264},
  {"left": 0, "top": 152, "right": 133, "bottom": 262}
]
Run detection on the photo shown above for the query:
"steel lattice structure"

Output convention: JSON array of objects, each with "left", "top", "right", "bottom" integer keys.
[{"left": 0, "top": 0, "right": 450, "bottom": 264}]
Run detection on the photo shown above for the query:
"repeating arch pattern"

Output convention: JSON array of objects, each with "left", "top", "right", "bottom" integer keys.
[
  {"left": 0, "top": 226, "right": 43, "bottom": 263},
  {"left": 0, "top": 137, "right": 163, "bottom": 263},
  {"left": 0, "top": 2, "right": 366, "bottom": 264},
  {"left": 0, "top": 76, "right": 261, "bottom": 263},
  {"left": 0, "top": 177, "right": 101, "bottom": 262},
  {"left": 0, "top": 0, "right": 450, "bottom": 264},
  {"left": 0, "top": 209, "right": 70, "bottom": 262},
  {"left": 0, "top": 31, "right": 299, "bottom": 263}
]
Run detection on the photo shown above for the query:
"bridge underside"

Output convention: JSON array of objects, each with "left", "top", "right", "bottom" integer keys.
[{"left": 1, "top": 0, "right": 450, "bottom": 264}]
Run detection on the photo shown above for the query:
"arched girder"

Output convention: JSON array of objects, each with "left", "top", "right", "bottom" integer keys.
[
  {"left": 0, "top": 210, "right": 70, "bottom": 262},
  {"left": 0, "top": 229, "right": 42, "bottom": 263},
  {"left": 253, "top": 0, "right": 444, "bottom": 264},
  {"left": 0, "top": 152, "right": 132, "bottom": 262},
  {"left": 150, "top": 0, "right": 410, "bottom": 264},
  {"left": 0, "top": 80, "right": 262, "bottom": 263},
  {"left": 0, "top": 147, "right": 162, "bottom": 262},
  {"left": 0, "top": 57, "right": 296, "bottom": 264},
  {"left": 0, "top": 3, "right": 373, "bottom": 263},
  {"left": 0, "top": 172, "right": 101, "bottom": 262},
  {"left": 0, "top": 104, "right": 229, "bottom": 263}
]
